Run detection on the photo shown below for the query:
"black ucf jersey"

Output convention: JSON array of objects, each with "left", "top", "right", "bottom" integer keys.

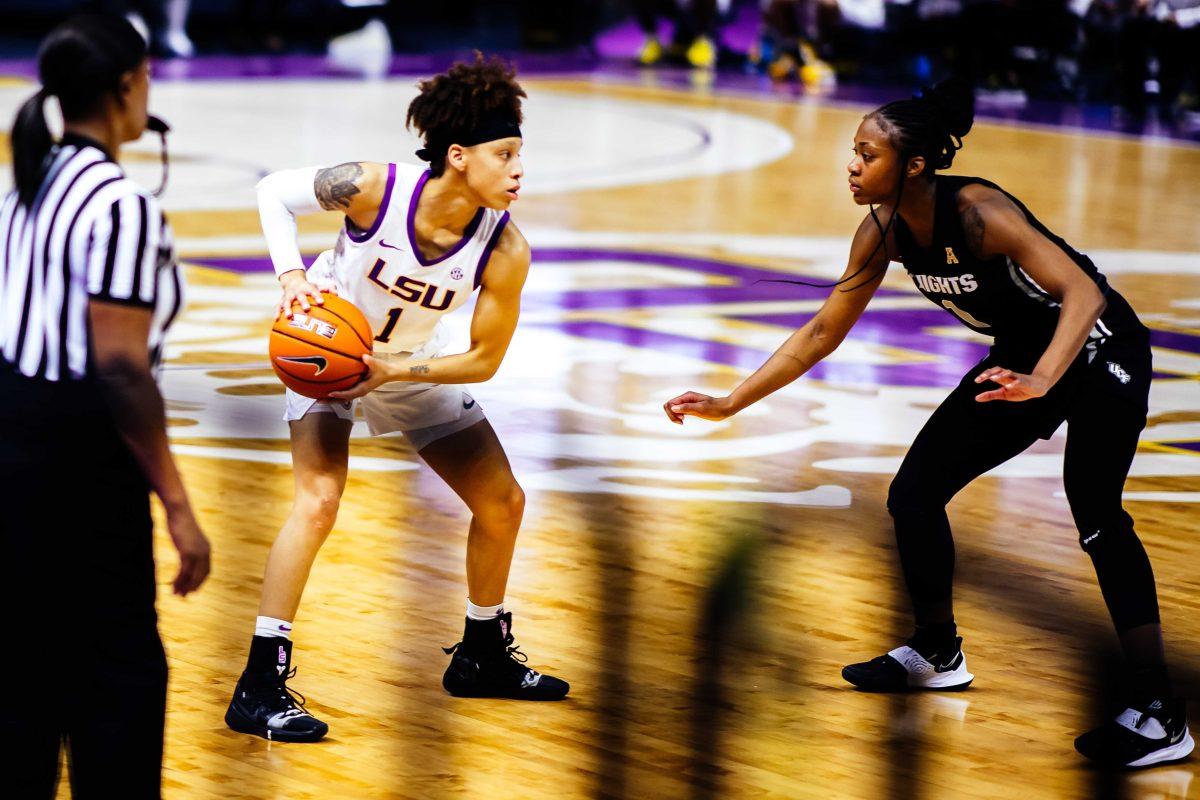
[{"left": 892, "top": 175, "right": 1146, "bottom": 362}]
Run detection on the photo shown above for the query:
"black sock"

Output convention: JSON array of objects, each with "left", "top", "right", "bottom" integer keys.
[
  {"left": 246, "top": 635, "right": 291, "bottom": 675},
  {"left": 460, "top": 612, "right": 515, "bottom": 658},
  {"left": 909, "top": 621, "right": 958, "bottom": 659},
  {"left": 1129, "top": 664, "right": 1172, "bottom": 702}
]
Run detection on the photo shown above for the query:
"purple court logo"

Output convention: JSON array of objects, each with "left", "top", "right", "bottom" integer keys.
[
  {"left": 517, "top": 247, "right": 1200, "bottom": 392},
  {"left": 450, "top": 267, "right": 464, "bottom": 281}
]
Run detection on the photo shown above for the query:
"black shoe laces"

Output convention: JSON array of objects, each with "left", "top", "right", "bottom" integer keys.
[
  {"left": 262, "top": 666, "right": 310, "bottom": 714},
  {"left": 443, "top": 632, "right": 530, "bottom": 674}
]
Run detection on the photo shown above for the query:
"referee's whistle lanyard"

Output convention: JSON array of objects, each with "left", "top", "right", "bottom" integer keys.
[{"left": 147, "top": 114, "right": 171, "bottom": 199}]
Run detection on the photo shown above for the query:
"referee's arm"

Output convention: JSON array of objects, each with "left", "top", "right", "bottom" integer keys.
[{"left": 85, "top": 195, "right": 210, "bottom": 596}]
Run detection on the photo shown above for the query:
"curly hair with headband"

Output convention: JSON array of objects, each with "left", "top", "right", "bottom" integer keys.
[{"left": 405, "top": 53, "right": 527, "bottom": 178}]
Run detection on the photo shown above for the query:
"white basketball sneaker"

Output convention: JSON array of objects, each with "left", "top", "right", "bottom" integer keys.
[
  {"left": 1076, "top": 697, "right": 1195, "bottom": 768},
  {"left": 842, "top": 636, "right": 974, "bottom": 691}
]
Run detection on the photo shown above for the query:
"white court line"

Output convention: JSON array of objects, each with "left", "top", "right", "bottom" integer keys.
[
  {"left": 172, "top": 444, "right": 418, "bottom": 472},
  {"left": 1055, "top": 491, "right": 1200, "bottom": 503}
]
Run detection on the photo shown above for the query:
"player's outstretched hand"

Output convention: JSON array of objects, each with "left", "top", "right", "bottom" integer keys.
[
  {"left": 276, "top": 270, "right": 334, "bottom": 320},
  {"left": 974, "top": 366, "right": 1050, "bottom": 403},
  {"left": 328, "top": 354, "right": 392, "bottom": 401},
  {"left": 664, "top": 391, "right": 735, "bottom": 424},
  {"left": 166, "top": 505, "right": 211, "bottom": 597}
]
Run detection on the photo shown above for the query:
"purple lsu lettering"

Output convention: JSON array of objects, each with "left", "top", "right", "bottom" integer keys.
[
  {"left": 367, "top": 258, "right": 456, "bottom": 311},
  {"left": 912, "top": 273, "right": 978, "bottom": 295}
]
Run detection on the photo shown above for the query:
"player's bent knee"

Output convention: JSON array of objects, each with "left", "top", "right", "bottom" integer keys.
[
  {"left": 294, "top": 488, "right": 343, "bottom": 533},
  {"left": 478, "top": 483, "right": 525, "bottom": 532},
  {"left": 886, "top": 492, "right": 937, "bottom": 521},
  {"left": 886, "top": 474, "right": 919, "bottom": 517},
  {"left": 508, "top": 484, "right": 526, "bottom": 518},
  {"left": 887, "top": 472, "right": 951, "bottom": 521},
  {"left": 1078, "top": 522, "right": 1141, "bottom": 556}
]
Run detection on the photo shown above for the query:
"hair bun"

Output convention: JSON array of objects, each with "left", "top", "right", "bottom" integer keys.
[{"left": 919, "top": 77, "right": 975, "bottom": 141}]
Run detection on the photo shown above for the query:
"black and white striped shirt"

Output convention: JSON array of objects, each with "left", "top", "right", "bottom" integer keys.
[{"left": 1, "top": 134, "right": 183, "bottom": 382}]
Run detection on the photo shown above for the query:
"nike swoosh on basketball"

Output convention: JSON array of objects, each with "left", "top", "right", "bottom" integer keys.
[
  {"left": 380, "top": 240, "right": 405, "bottom": 252},
  {"left": 278, "top": 355, "right": 328, "bottom": 375}
]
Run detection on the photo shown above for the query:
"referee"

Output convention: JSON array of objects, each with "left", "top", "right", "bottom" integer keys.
[{"left": 0, "top": 15, "right": 210, "bottom": 798}]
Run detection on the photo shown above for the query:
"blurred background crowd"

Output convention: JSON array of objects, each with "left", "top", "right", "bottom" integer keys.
[{"left": 2, "top": 0, "right": 1198, "bottom": 126}]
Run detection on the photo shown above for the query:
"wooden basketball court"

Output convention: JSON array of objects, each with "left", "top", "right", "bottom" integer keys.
[{"left": 2, "top": 66, "right": 1199, "bottom": 799}]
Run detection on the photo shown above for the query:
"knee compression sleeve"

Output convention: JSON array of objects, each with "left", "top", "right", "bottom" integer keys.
[
  {"left": 887, "top": 488, "right": 956, "bottom": 607},
  {"left": 1079, "top": 523, "right": 1160, "bottom": 631}
]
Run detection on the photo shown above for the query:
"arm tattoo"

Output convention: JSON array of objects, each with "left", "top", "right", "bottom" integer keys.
[
  {"left": 315, "top": 162, "right": 363, "bottom": 211},
  {"left": 963, "top": 205, "right": 986, "bottom": 258},
  {"left": 409, "top": 364, "right": 431, "bottom": 376}
]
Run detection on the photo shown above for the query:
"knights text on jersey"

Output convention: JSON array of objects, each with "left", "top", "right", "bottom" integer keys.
[
  {"left": 311, "top": 163, "right": 510, "bottom": 354},
  {"left": 892, "top": 175, "right": 1145, "bottom": 355}
]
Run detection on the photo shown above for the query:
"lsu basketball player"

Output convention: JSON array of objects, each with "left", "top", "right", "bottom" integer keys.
[
  {"left": 664, "top": 79, "right": 1192, "bottom": 769},
  {"left": 225, "top": 55, "right": 568, "bottom": 744}
]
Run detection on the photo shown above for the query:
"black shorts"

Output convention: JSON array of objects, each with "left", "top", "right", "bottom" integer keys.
[
  {"left": 0, "top": 365, "right": 166, "bottom": 798},
  {"left": 983, "top": 329, "right": 1151, "bottom": 435}
]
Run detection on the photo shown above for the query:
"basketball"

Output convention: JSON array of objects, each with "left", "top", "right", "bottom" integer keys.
[{"left": 269, "top": 293, "right": 374, "bottom": 399}]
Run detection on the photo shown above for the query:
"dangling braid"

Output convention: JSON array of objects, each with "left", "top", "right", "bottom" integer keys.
[{"left": 764, "top": 77, "right": 976, "bottom": 292}]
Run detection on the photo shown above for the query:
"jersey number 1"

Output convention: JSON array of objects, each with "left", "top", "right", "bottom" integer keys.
[
  {"left": 940, "top": 299, "right": 990, "bottom": 330},
  {"left": 375, "top": 307, "right": 403, "bottom": 344}
]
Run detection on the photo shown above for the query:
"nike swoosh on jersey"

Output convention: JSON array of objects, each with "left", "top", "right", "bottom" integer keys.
[
  {"left": 379, "top": 240, "right": 405, "bottom": 252},
  {"left": 278, "top": 355, "right": 328, "bottom": 375}
]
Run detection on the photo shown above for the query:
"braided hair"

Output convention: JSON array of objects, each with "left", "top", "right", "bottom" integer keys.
[
  {"left": 771, "top": 78, "right": 977, "bottom": 292},
  {"left": 869, "top": 77, "right": 975, "bottom": 177},
  {"left": 406, "top": 52, "right": 526, "bottom": 178}
]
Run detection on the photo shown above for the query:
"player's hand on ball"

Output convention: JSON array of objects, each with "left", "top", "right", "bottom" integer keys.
[
  {"left": 664, "top": 391, "right": 735, "bottom": 424},
  {"left": 276, "top": 269, "right": 332, "bottom": 320},
  {"left": 328, "top": 354, "right": 391, "bottom": 401},
  {"left": 166, "top": 505, "right": 211, "bottom": 597},
  {"left": 974, "top": 367, "right": 1050, "bottom": 403}
]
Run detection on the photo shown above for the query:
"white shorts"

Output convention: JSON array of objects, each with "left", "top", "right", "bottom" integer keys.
[{"left": 283, "top": 361, "right": 485, "bottom": 450}]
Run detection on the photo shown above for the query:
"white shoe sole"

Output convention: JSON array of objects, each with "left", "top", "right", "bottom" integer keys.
[
  {"left": 889, "top": 646, "right": 975, "bottom": 690},
  {"left": 909, "top": 667, "right": 974, "bottom": 690},
  {"left": 1127, "top": 732, "right": 1195, "bottom": 768}
]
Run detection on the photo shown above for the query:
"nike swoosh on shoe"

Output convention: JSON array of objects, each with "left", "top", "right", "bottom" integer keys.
[{"left": 934, "top": 652, "right": 963, "bottom": 673}]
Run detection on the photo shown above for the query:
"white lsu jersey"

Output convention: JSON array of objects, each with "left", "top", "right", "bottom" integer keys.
[{"left": 307, "top": 162, "right": 510, "bottom": 355}]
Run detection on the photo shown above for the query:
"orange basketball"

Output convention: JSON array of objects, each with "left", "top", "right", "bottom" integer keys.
[{"left": 269, "top": 293, "right": 374, "bottom": 399}]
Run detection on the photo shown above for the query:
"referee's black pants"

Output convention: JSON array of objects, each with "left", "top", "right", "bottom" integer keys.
[
  {"left": 887, "top": 333, "right": 1160, "bottom": 634},
  {"left": 0, "top": 367, "right": 166, "bottom": 799}
]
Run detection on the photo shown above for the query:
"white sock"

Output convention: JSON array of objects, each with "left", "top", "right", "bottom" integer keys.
[
  {"left": 466, "top": 599, "right": 504, "bottom": 621},
  {"left": 255, "top": 615, "right": 293, "bottom": 639}
]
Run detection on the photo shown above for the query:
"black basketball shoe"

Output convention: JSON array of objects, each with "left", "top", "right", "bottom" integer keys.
[
  {"left": 842, "top": 636, "right": 974, "bottom": 692},
  {"left": 225, "top": 637, "right": 329, "bottom": 743},
  {"left": 1076, "top": 697, "right": 1195, "bottom": 768},
  {"left": 442, "top": 612, "right": 569, "bottom": 701}
]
